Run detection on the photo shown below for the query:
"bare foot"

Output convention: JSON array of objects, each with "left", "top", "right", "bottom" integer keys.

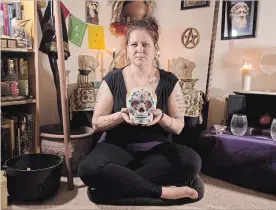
[{"left": 161, "top": 186, "right": 198, "bottom": 200}]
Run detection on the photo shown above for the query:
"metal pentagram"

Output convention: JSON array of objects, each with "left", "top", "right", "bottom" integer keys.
[{"left": 181, "top": 28, "right": 200, "bottom": 49}]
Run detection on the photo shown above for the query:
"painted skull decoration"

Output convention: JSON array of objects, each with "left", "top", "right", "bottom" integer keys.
[{"left": 126, "top": 87, "right": 157, "bottom": 125}]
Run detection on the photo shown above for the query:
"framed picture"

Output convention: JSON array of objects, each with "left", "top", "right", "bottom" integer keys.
[
  {"left": 85, "top": 0, "right": 99, "bottom": 25},
  {"left": 221, "top": 0, "right": 258, "bottom": 40},
  {"left": 181, "top": 0, "right": 210, "bottom": 10}
]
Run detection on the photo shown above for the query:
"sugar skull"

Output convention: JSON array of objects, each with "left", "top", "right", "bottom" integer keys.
[{"left": 126, "top": 87, "right": 157, "bottom": 125}]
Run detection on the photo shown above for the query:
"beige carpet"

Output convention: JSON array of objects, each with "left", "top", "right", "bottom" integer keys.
[{"left": 9, "top": 174, "right": 276, "bottom": 210}]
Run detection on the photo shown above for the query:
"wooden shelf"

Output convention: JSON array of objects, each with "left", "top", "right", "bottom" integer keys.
[
  {"left": 2, "top": 0, "right": 21, "bottom": 3},
  {"left": 1, "top": 1, "right": 40, "bottom": 154},
  {"left": 1, "top": 48, "right": 34, "bottom": 53},
  {"left": 234, "top": 91, "right": 276, "bottom": 96},
  {"left": 1, "top": 99, "right": 36, "bottom": 107}
]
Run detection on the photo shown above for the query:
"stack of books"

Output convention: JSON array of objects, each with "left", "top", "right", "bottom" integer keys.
[
  {"left": 0, "top": 1, "right": 24, "bottom": 37},
  {"left": 1, "top": 112, "right": 34, "bottom": 166}
]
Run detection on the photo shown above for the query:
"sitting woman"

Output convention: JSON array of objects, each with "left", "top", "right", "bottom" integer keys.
[{"left": 79, "top": 17, "right": 204, "bottom": 204}]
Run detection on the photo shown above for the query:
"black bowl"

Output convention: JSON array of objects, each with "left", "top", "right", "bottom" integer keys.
[
  {"left": 78, "top": 69, "right": 92, "bottom": 76},
  {"left": 3, "top": 153, "right": 63, "bottom": 201}
]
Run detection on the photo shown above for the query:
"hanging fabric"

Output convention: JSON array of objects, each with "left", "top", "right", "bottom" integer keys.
[{"left": 39, "top": 0, "right": 70, "bottom": 60}]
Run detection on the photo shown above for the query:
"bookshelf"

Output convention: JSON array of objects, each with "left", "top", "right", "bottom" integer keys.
[
  {"left": 1, "top": 48, "right": 34, "bottom": 53},
  {"left": 1, "top": 0, "right": 40, "bottom": 161},
  {"left": 1, "top": 99, "right": 36, "bottom": 106}
]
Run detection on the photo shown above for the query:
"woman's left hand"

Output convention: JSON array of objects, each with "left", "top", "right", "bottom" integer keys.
[{"left": 146, "top": 109, "right": 163, "bottom": 126}]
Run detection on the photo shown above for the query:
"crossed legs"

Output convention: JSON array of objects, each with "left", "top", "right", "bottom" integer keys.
[{"left": 78, "top": 142, "right": 202, "bottom": 200}]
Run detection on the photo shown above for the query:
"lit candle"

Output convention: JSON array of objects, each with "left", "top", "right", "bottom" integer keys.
[
  {"left": 241, "top": 60, "right": 252, "bottom": 92},
  {"left": 157, "top": 51, "right": 160, "bottom": 58},
  {"left": 167, "top": 58, "right": 171, "bottom": 72},
  {"left": 101, "top": 51, "right": 104, "bottom": 80},
  {"left": 112, "top": 47, "right": 116, "bottom": 59}
]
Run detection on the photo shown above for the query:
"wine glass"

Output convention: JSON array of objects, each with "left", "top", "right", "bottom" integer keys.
[
  {"left": 271, "top": 119, "right": 276, "bottom": 141},
  {"left": 260, "top": 52, "right": 276, "bottom": 92},
  {"left": 230, "top": 114, "right": 248, "bottom": 136}
]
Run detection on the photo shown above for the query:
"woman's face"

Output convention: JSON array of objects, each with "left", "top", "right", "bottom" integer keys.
[{"left": 127, "top": 29, "right": 156, "bottom": 67}]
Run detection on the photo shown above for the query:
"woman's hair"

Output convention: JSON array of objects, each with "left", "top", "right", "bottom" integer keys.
[{"left": 125, "top": 17, "right": 160, "bottom": 50}]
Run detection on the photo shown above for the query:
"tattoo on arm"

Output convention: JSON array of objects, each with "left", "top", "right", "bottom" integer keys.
[
  {"left": 163, "top": 120, "right": 175, "bottom": 133},
  {"left": 175, "top": 93, "right": 185, "bottom": 112},
  {"left": 92, "top": 117, "right": 99, "bottom": 129},
  {"left": 95, "top": 82, "right": 106, "bottom": 104}
]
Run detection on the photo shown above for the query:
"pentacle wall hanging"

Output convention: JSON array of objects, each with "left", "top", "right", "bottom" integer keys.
[{"left": 181, "top": 27, "right": 200, "bottom": 49}]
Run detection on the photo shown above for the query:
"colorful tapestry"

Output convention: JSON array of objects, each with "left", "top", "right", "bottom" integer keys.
[
  {"left": 88, "top": 25, "right": 105, "bottom": 50},
  {"left": 69, "top": 14, "right": 87, "bottom": 47}
]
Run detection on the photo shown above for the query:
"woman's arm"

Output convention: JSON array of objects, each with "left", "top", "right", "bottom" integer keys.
[
  {"left": 158, "top": 81, "right": 185, "bottom": 135},
  {"left": 92, "top": 81, "right": 124, "bottom": 132}
]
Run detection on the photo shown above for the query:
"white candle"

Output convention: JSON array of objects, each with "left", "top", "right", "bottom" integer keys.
[
  {"left": 101, "top": 51, "right": 104, "bottom": 80},
  {"left": 167, "top": 58, "right": 171, "bottom": 72},
  {"left": 241, "top": 62, "right": 252, "bottom": 92},
  {"left": 242, "top": 73, "right": 251, "bottom": 91},
  {"left": 112, "top": 47, "right": 116, "bottom": 59}
]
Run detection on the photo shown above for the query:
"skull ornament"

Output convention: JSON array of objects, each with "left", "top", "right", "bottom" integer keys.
[{"left": 126, "top": 87, "right": 157, "bottom": 125}]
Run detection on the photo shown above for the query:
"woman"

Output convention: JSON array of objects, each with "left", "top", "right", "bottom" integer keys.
[{"left": 79, "top": 17, "right": 203, "bottom": 203}]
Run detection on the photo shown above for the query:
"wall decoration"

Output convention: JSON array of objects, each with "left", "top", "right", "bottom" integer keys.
[
  {"left": 108, "top": 0, "right": 157, "bottom": 37},
  {"left": 85, "top": 0, "right": 99, "bottom": 25},
  {"left": 171, "top": 57, "right": 196, "bottom": 79},
  {"left": 221, "top": 0, "right": 258, "bottom": 40},
  {"left": 88, "top": 25, "right": 105, "bottom": 50},
  {"left": 181, "top": 0, "right": 210, "bottom": 10},
  {"left": 69, "top": 15, "right": 87, "bottom": 47},
  {"left": 181, "top": 27, "right": 200, "bottom": 49}
]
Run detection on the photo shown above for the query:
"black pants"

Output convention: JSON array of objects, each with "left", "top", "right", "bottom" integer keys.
[{"left": 78, "top": 141, "right": 202, "bottom": 199}]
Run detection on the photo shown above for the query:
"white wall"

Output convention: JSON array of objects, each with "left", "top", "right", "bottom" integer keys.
[
  {"left": 208, "top": 0, "right": 276, "bottom": 125},
  {"left": 38, "top": 0, "right": 276, "bottom": 126}
]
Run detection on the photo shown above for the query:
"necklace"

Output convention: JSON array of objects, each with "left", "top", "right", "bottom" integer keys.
[{"left": 130, "top": 66, "right": 154, "bottom": 87}]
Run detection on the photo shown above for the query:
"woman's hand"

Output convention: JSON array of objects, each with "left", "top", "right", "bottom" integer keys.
[
  {"left": 146, "top": 108, "right": 163, "bottom": 126},
  {"left": 120, "top": 108, "right": 137, "bottom": 125}
]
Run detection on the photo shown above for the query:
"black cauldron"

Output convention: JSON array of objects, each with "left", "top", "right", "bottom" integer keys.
[{"left": 3, "top": 153, "right": 63, "bottom": 201}]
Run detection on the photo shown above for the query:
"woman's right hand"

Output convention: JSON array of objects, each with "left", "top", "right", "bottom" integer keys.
[{"left": 120, "top": 108, "right": 137, "bottom": 125}]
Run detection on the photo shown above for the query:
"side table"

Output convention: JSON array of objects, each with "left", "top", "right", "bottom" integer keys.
[{"left": 200, "top": 128, "right": 276, "bottom": 195}]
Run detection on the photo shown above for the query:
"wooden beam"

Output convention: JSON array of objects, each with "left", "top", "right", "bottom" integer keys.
[{"left": 53, "top": 0, "right": 74, "bottom": 191}]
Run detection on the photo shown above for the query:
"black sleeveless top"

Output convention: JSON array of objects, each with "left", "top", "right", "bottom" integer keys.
[{"left": 103, "top": 67, "right": 179, "bottom": 150}]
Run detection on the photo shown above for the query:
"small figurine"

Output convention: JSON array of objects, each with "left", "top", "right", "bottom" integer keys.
[
  {"left": 171, "top": 57, "right": 196, "bottom": 79},
  {"left": 108, "top": 0, "right": 157, "bottom": 37},
  {"left": 126, "top": 87, "right": 157, "bottom": 125},
  {"left": 78, "top": 55, "right": 100, "bottom": 84},
  {"left": 12, "top": 18, "right": 33, "bottom": 48}
]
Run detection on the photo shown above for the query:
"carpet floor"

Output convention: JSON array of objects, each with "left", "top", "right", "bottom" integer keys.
[{"left": 8, "top": 174, "right": 276, "bottom": 210}]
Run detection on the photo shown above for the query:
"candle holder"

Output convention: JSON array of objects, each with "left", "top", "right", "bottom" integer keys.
[{"left": 241, "top": 59, "right": 252, "bottom": 92}]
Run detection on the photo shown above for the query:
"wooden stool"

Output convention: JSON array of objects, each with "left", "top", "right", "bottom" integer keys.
[{"left": 1, "top": 171, "right": 7, "bottom": 210}]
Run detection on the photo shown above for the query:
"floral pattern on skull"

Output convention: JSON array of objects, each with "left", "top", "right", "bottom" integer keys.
[{"left": 126, "top": 87, "right": 157, "bottom": 125}]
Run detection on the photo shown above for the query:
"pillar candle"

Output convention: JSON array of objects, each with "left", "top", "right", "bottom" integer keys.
[
  {"left": 167, "top": 58, "right": 171, "bottom": 72},
  {"left": 241, "top": 63, "right": 252, "bottom": 92},
  {"left": 112, "top": 47, "right": 116, "bottom": 59},
  {"left": 101, "top": 51, "right": 104, "bottom": 80}
]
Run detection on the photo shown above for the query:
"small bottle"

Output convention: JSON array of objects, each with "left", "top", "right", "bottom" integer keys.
[{"left": 5, "top": 59, "right": 17, "bottom": 81}]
